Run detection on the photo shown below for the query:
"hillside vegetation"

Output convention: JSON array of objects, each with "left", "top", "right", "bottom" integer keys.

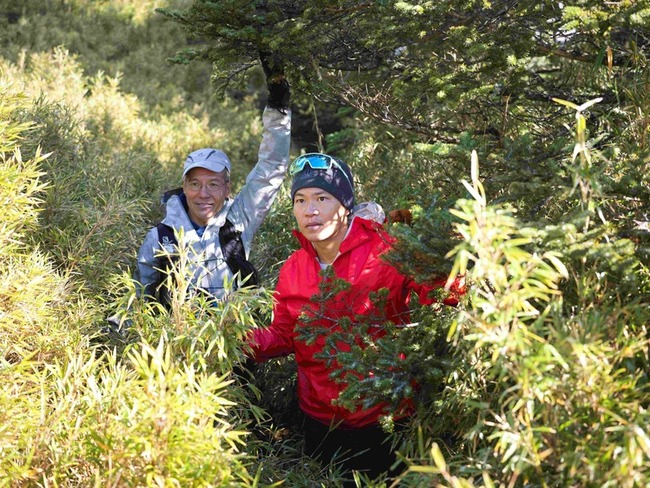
[{"left": 1, "top": 0, "right": 649, "bottom": 486}]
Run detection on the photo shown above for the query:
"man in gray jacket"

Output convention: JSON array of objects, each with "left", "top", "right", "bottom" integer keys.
[{"left": 135, "top": 60, "right": 291, "bottom": 304}]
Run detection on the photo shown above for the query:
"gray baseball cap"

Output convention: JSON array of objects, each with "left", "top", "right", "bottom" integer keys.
[{"left": 183, "top": 148, "right": 231, "bottom": 178}]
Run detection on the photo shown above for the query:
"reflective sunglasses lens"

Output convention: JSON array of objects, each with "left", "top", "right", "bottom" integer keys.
[
  {"left": 305, "top": 154, "right": 331, "bottom": 168},
  {"left": 290, "top": 154, "right": 333, "bottom": 175},
  {"left": 289, "top": 158, "right": 306, "bottom": 175}
]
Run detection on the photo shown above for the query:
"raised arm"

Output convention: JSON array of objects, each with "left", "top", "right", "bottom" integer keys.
[{"left": 227, "top": 55, "right": 292, "bottom": 251}]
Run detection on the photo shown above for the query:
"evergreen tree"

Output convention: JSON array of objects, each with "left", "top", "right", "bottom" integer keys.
[{"left": 159, "top": 0, "right": 649, "bottom": 237}]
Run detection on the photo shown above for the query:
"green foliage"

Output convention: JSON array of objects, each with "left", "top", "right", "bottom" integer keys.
[
  {"left": 386, "top": 199, "right": 461, "bottom": 284},
  {"left": 249, "top": 185, "right": 297, "bottom": 286},
  {"left": 0, "top": 0, "right": 206, "bottom": 110},
  {"left": 1, "top": 345, "right": 253, "bottom": 486},
  {"left": 163, "top": 0, "right": 650, "bottom": 229},
  {"left": 0, "top": 98, "right": 46, "bottom": 254},
  {"left": 389, "top": 105, "right": 650, "bottom": 487},
  {"left": 0, "top": 90, "right": 90, "bottom": 366},
  {"left": 113, "top": 244, "right": 270, "bottom": 378},
  {"left": 1, "top": 46, "right": 266, "bottom": 300},
  {"left": 0, "top": 104, "right": 272, "bottom": 484},
  {"left": 2, "top": 0, "right": 650, "bottom": 486}
]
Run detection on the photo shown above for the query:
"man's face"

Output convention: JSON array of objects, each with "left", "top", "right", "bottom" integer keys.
[
  {"left": 182, "top": 167, "right": 231, "bottom": 226},
  {"left": 292, "top": 187, "right": 349, "bottom": 246}
]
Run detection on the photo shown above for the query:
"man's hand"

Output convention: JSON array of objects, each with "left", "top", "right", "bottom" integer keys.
[{"left": 260, "top": 52, "right": 290, "bottom": 111}]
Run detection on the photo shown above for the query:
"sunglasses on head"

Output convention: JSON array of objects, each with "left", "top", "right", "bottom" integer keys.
[{"left": 289, "top": 153, "right": 352, "bottom": 186}]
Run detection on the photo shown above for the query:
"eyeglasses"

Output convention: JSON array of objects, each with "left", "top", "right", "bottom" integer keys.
[
  {"left": 184, "top": 180, "right": 227, "bottom": 195},
  {"left": 289, "top": 153, "right": 353, "bottom": 187}
]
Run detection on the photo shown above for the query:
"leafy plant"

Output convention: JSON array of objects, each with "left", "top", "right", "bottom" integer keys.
[{"left": 391, "top": 100, "right": 650, "bottom": 488}]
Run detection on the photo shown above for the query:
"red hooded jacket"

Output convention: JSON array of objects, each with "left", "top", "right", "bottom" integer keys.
[{"left": 250, "top": 216, "right": 460, "bottom": 428}]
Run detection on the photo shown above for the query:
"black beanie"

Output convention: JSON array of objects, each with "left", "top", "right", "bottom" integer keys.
[{"left": 290, "top": 157, "right": 355, "bottom": 210}]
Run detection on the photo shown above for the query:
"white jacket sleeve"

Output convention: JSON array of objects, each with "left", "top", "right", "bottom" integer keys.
[{"left": 228, "top": 107, "right": 292, "bottom": 254}]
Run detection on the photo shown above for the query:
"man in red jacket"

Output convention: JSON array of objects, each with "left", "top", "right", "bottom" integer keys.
[{"left": 248, "top": 153, "right": 462, "bottom": 484}]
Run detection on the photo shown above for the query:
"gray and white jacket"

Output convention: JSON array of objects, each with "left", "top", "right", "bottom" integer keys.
[{"left": 135, "top": 107, "right": 291, "bottom": 301}]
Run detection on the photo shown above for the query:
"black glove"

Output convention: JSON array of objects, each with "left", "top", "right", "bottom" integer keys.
[
  {"left": 260, "top": 52, "right": 290, "bottom": 111},
  {"left": 103, "top": 315, "right": 132, "bottom": 339}
]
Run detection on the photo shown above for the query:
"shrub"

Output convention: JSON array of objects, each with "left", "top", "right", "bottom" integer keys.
[
  {"left": 0, "top": 87, "right": 90, "bottom": 364},
  {"left": 0, "top": 75, "right": 266, "bottom": 488},
  {"left": 1, "top": 344, "right": 254, "bottom": 486},
  {"left": 390, "top": 105, "right": 650, "bottom": 487}
]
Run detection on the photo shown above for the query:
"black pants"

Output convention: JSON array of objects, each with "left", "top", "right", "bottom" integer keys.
[{"left": 302, "top": 414, "right": 404, "bottom": 486}]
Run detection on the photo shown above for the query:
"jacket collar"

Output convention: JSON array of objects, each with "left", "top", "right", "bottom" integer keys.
[{"left": 293, "top": 216, "right": 379, "bottom": 260}]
